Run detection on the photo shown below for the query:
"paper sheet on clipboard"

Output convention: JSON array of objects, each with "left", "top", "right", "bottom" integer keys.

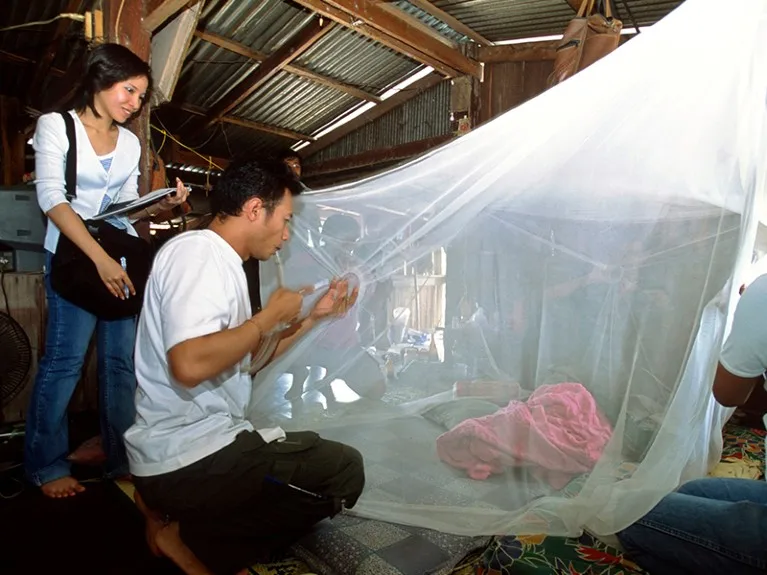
[{"left": 90, "top": 188, "right": 177, "bottom": 221}]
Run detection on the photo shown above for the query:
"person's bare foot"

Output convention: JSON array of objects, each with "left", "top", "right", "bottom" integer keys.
[
  {"left": 40, "top": 476, "right": 85, "bottom": 498},
  {"left": 154, "top": 521, "right": 213, "bottom": 575}
]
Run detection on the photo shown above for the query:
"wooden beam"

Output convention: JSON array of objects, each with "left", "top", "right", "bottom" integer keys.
[
  {"left": 291, "top": 0, "right": 460, "bottom": 78},
  {"left": 106, "top": 0, "right": 152, "bottom": 200},
  {"left": 151, "top": 0, "right": 202, "bottom": 103},
  {"left": 164, "top": 139, "right": 230, "bottom": 170},
  {"left": 319, "top": 0, "right": 482, "bottom": 78},
  {"left": 143, "top": 0, "right": 192, "bottom": 33},
  {"left": 168, "top": 102, "right": 314, "bottom": 142},
  {"left": 478, "top": 42, "right": 559, "bottom": 63},
  {"left": 28, "top": 0, "right": 81, "bottom": 101},
  {"left": 0, "top": 49, "right": 65, "bottom": 75},
  {"left": 405, "top": 0, "right": 491, "bottom": 46},
  {"left": 193, "top": 29, "right": 381, "bottom": 104},
  {"left": 201, "top": 18, "right": 334, "bottom": 129},
  {"left": 0, "top": 96, "right": 26, "bottom": 185},
  {"left": 300, "top": 73, "right": 445, "bottom": 157},
  {"left": 378, "top": 3, "right": 457, "bottom": 49},
  {"left": 303, "top": 134, "right": 454, "bottom": 176}
]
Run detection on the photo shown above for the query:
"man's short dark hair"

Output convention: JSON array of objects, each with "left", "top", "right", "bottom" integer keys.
[
  {"left": 276, "top": 149, "right": 301, "bottom": 164},
  {"left": 210, "top": 158, "right": 303, "bottom": 218}
]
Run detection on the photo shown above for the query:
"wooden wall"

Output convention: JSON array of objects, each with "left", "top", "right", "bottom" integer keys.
[
  {"left": 479, "top": 58, "right": 554, "bottom": 124},
  {"left": 1, "top": 273, "right": 98, "bottom": 424}
]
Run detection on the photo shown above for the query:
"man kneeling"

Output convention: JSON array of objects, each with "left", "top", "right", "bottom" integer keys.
[{"left": 123, "top": 159, "right": 364, "bottom": 575}]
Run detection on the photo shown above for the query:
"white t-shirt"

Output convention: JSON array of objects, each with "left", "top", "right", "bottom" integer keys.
[
  {"left": 124, "top": 230, "right": 285, "bottom": 477},
  {"left": 719, "top": 273, "right": 767, "bottom": 441}
]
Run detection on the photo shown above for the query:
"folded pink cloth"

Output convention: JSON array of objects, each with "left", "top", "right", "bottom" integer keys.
[{"left": 436, "top": 382, "right": 613, "bottom": 489}]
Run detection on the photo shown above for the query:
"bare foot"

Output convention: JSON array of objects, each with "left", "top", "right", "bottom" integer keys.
[
  {"left": 41, "top": 476, "right": 85, "bottom": 498},
  {"left": 134, "top": 490, "right": 163, "bottom": 557},
  {"left": 155, "top": 521, "right": 213, "bottom": 575}
]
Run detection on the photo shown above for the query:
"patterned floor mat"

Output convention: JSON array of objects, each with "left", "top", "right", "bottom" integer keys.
[{"left": 476, "top": 422, "right": 766, "bottom": 575}]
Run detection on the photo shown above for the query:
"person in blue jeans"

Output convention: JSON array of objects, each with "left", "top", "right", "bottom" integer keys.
[
  {"left": 617, "top": 275, "right": 767, "bottom": 574},
  {"left": 25, "top": 43, "right": 188, "bottom": 498}
]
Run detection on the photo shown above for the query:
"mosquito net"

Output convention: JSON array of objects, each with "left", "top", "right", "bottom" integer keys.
[{"left": 247, "top": 0, "right": 767, "bottom": 537}]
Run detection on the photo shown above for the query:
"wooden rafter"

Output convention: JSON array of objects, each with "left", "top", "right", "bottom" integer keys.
[
  {"left": 303, "top": 134, "right": 453, "bottom": 177},
  {"left": 292, "top": 0, "right": 463, "bottom": 78},
  {"left": 300, "top": 72, "right": 445, "bottom": 157},
  {"left": 193, "top": 30, "right": 381, "bottom": 104},
  {"left": 201, "top": 18, "right": 334, "bottom": 130},
  {"left": 143, "top": 0, "right": 193, "bottom": 32},
  {"left": 28, "top": 0, "right": 81, "bottom": 101},
  {"left": 168, "top": 102, "right": 314, "bottom": 142},
  {"left": 478, "top": 42, "right": 559, "bottom": 63},
  {"left": 317, "top": 0, "right": 481, "bottom": 78},
  {"left": 405, "top": 0, "right": 491, "bottom": 46}
]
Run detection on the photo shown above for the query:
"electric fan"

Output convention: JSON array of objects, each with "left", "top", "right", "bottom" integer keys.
[{"left": 0, "top": 311, "right": 31, "bottom": 412}]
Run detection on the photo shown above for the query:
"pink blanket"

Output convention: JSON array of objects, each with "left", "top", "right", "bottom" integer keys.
[{"left": 435, "top": 382, "right": 612, "bottom": 489}]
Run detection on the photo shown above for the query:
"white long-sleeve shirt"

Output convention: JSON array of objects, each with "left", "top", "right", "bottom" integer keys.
[{"left": 33, "top": 110, "right": 142, "bottom": 253}]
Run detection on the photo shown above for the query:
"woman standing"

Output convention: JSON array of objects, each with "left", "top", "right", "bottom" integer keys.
[{"left": 25, "top": 43, "right": 188, "bottom": 498}]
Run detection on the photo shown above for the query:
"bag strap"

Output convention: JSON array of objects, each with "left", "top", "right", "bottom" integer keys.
[
  {"left": 59, "top": 111, "right": 77, "bottom": 202},
  {"left": 577, "top": 0, "right": 612, "bottom": 18}
]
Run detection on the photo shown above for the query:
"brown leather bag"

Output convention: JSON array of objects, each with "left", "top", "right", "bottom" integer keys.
[{"left": 547, "top": 0, "right": 623, "bottom": 88}]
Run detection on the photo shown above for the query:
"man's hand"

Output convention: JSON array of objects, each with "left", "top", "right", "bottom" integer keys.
[
  {"left": 264, "top": 287, "right": 303, "bottom": 325},
  {"left": 311, "top": 278, "right": 359, "bottom": 320}
]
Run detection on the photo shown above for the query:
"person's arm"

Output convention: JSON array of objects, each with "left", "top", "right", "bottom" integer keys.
[
  {"left": 162, "top": 242, "right": 302, "bottom": 388},
  {"left": 712, "top": 363, "right": 761, "bottom": 407},
  {"left": 34, "top": 114, "right": 133, "bottom": 299},
  {"left": 259, "top": 278, "right": 359, "bottom": 368},
  {"left": 129, "top": 177, "right": 190, "bottom": 221},
  {"left": 714, "top": 276, "right": 767, "bottom": 407},
  {"left": 169, "top": 306, "right": 285, "bottom": 387}
]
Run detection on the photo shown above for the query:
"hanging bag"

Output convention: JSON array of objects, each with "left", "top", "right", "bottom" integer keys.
[
  {"left": 547, "top": 0, "right": 623, "bottom": 88},
  {"left": 49, "top": 112, "right": 153, "bottom": 320}
]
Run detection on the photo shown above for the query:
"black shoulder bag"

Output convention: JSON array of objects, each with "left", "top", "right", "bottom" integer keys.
[{"left": 49, "top": 112, "right": 153, "bottom": 320}]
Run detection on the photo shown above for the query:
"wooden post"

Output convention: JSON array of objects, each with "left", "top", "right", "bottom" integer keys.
[
  {"left": 0, "top": 96, "right": 26, "bottom": 186},
  {"left": 105, "top": 0, "right": 152, "bottom": 197}
]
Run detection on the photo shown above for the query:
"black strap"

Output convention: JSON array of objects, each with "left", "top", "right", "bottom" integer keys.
[{"left": 59, "top": 111, "right": 77, "bottom": 201}]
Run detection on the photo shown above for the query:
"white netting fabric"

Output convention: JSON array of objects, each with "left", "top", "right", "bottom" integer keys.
[{"left": 248, "top": 0, "right": 767, "bottom": 537}]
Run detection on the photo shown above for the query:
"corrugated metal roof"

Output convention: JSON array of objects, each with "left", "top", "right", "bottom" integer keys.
[
  {"left": 174, "top": 39, "right": 257, "bottom": 110},
  {"left": 309, "top": 80, "right": 452, "bottom": 162},
  {"left": 200, "top": 0, "right": 314, "bottom": 53},
  {"left": 431, "top": 0, "right": 684, "bottom": 42},
  {"left": 231, "top": 71, "right": 357, "bottom": 134},
  {"left": 393, "top": 0, "right": 470, "bottom": 44},
  {"left": 0, "top": 0, "right": 89, "bottom": 99},
  {"left": 177, "top": 0, "right": 426, "bottom": 151},
  {"left": 296, "top": 27, "right": 420, "bottom": 96}
]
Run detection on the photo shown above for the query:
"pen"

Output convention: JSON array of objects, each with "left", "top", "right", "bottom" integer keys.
[{"left": 120, "top": 256, "right": 130, "bottom": 299}]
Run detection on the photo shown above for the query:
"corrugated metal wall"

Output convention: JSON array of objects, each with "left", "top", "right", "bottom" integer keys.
[{"left": 308, "top": 80, "right": 452, "bottom": 163}]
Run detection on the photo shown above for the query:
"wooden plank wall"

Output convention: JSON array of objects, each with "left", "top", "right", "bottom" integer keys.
[
  {"left": 479, "top": 59, "right": 554, "bottom": 123},
  {"left": 1, "top": 272, "right": 98, "bottom": 424}
]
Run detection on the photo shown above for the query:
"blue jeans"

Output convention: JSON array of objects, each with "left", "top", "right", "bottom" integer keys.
[
  {"left": 617, "top": 478, "right": 767, "bottom": 574},
  {"left": 24, "top": 252, "right": 137, "bottom": 485}
]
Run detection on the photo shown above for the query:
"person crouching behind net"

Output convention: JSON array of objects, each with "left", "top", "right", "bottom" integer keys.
[
  {"left": 123, "top": 159, "right": 365, "bottom": 575},
  {"left": 617, "top": 276, "right": 767, "bottom": 575},
  {"left": 284, "top": 213, "right": 388, "bottom": 407}
]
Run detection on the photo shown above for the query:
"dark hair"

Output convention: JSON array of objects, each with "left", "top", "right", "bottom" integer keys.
[
  {"left": 276, "top": 149, "right": 302, "bottom": 164},
  {"left": 68, "top": 43, "right": 152, "bottom": 118},
  {"left": 321, "top": 214, "right": 360, "bottom": 242},
  {"left": 210, "top": 158, "right": 303, "bottom": 218}
]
